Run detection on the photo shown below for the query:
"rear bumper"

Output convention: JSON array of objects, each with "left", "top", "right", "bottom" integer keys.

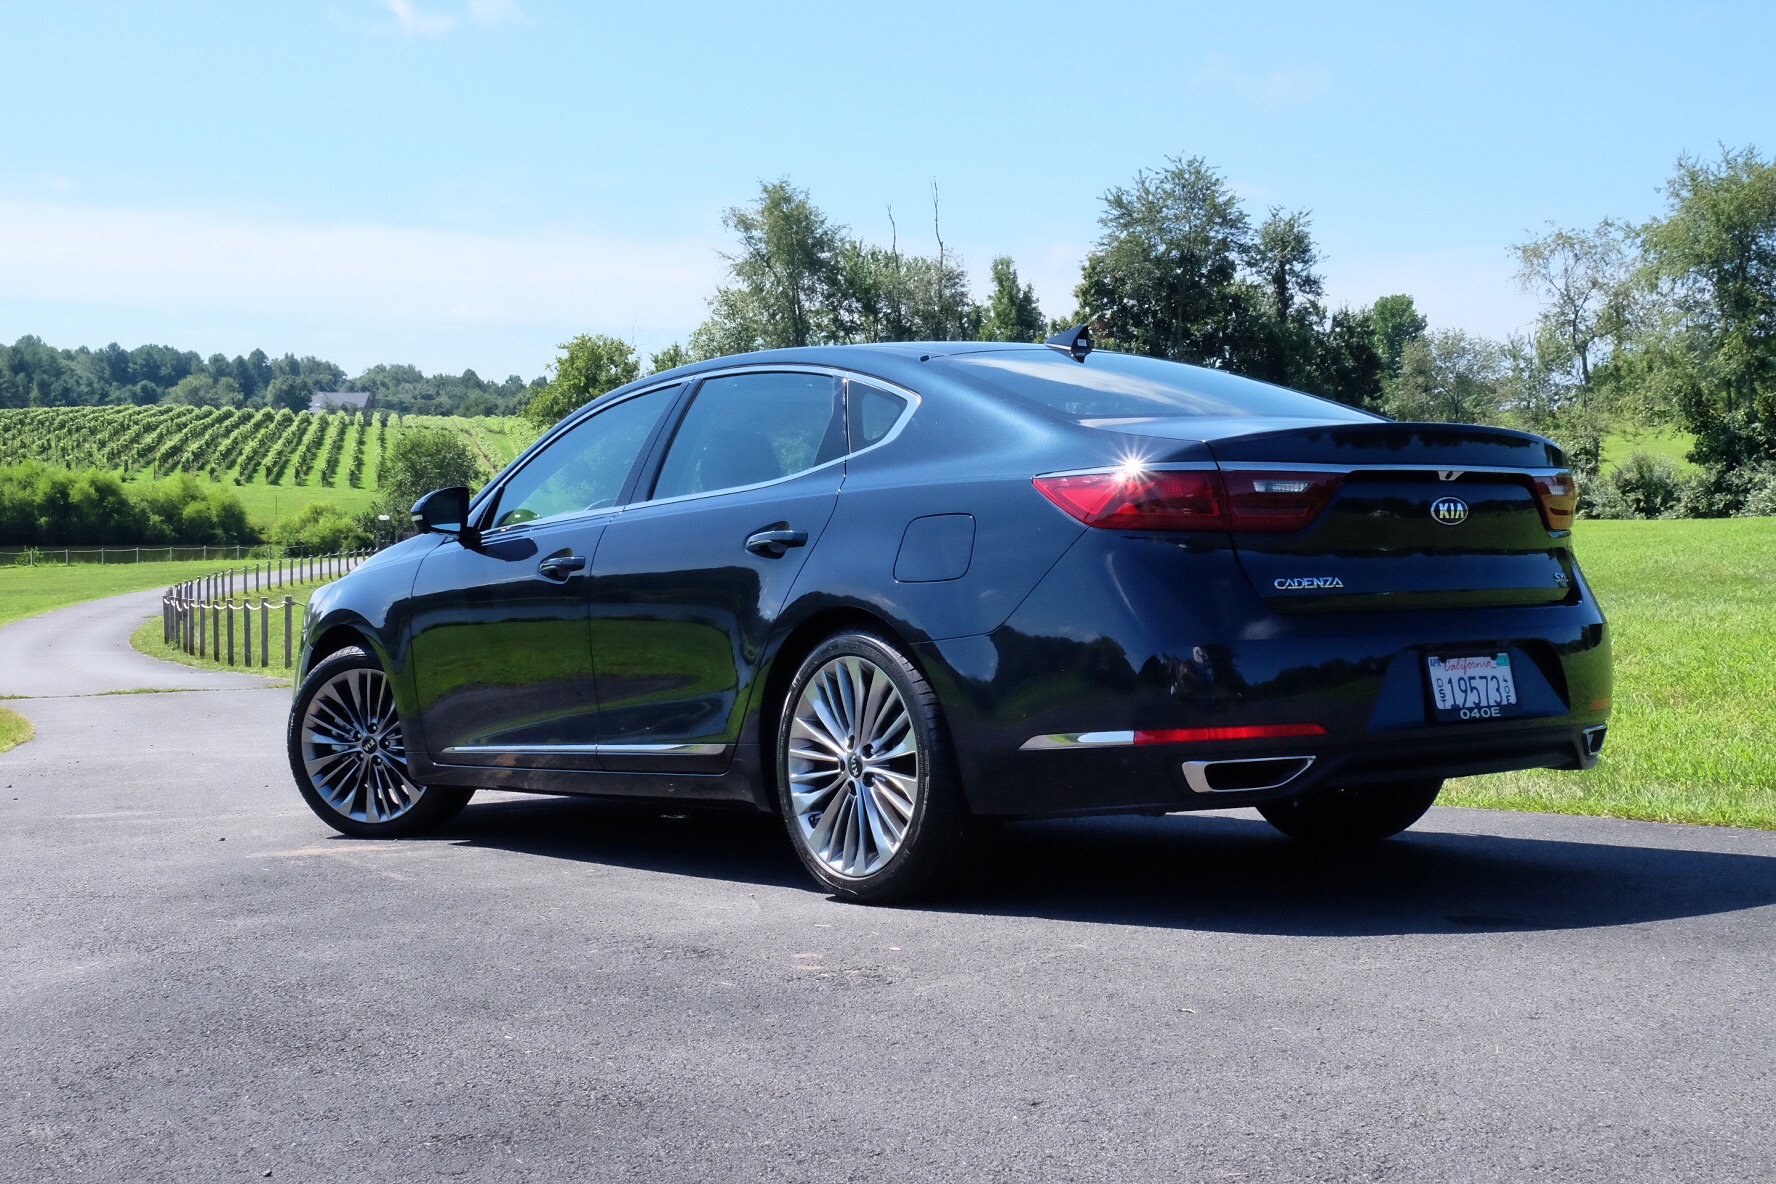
[{"left": 913, "top": 534, "right": 1611, "bottom": 819}]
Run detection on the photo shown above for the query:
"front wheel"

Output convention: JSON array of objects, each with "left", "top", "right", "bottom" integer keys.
[
  {"left": 1257, "top": 779, "right": 1442, "bottom": 844},
  {"left": 776, "top": 632, "right": 968, "bottom": 903},
  {"left": 287, "top": 647, "right": 472, "bottom": 838}
]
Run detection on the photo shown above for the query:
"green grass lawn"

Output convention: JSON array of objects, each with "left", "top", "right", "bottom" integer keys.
[
  {"left": 1600, "top": 425, "right": 1697, "bottom": 472},
  {"left": 0, "top": 705, "right": 31, "bottom": 753},
  {"left": 0, "top": 559, "right": 238, "bottom": 629},
  {"left": 128, "top": 575, "right": 335, "bottom": 679},
  {"left": 1446, "top": 517, "right": 1776, "bottom": 828},
  {"left": 226, "top": 479, "right": 382, "bottom": 534}
]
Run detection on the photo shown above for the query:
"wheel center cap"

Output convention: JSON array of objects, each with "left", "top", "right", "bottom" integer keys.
[
  {"left": 847, "top": 753, "right": 864, "bottom": 777},
  {"left": 359, "top": 737, "right": 376, "bottom": 753}
]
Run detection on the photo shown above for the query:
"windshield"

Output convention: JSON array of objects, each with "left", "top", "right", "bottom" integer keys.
[{"left": 937, "top": 349, "right": 1381, "bottom": 423}]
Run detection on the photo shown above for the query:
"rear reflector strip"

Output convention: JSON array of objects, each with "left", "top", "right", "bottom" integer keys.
[
  {"left": 1020, "top": 724, "right": 1326, "bottom": 751},
  {"left": 1135, "top": 724, "right": 1327, "bottom": 744}
]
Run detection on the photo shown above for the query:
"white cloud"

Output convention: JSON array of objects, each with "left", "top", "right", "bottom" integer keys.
[
  {"left": 0, "top": 200, "right": 719, "bottom": 373},
  {"left": 383, "top": 0, "right": 457, "bottom": 38}
]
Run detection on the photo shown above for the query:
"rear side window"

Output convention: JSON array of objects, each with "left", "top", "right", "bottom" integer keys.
[
  {"left": 486, "top": 385, "right": 678, "bottom": 528},
  {"left": 652, "top": 372, "right": 844, "bottom": 499},
  {"left": 939, "top": 350, "right": 1379, "bottom": 423},
  {"left": 848, "top": 381, "right": 907, "bottom": 448}
]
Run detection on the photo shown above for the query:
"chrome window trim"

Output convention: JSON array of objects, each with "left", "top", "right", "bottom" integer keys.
[
  {"left": 622, "top": 365, "right": 921, "bottom": 512},
  {"left": 474, "top": 380, "right": 688, "bottom": 537}
]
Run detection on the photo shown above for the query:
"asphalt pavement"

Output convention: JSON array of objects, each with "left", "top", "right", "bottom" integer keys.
[{"left": 2, "top": 590, "right": 1773, "bottom": 1182}]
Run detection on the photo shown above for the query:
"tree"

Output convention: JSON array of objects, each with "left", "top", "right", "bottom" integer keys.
[
  {"left": 1368, "top": 294, "right": 1427, "bottom": 376},
  {"left": 979, "top": 256, "right": 1045, "bottom": 343},
  {"left": 649, "top": 343, "right": 691, "bottom": 374},
  {"left": 265, "top": 374, "right": 315, "bottom": 412},
  {"left": 1514, "top": 221, "right": 1632, "bottom": 390},
  {"left": 1245, "top": 208, "right": 1326, "bottom": 388},
  {"left": 520, "top": 334, "right": 640, "bottom": 426},
  {"left": 1075, "top": 155, "right": 1256, "bottom": 364},
  {"left": 1635, "top": 146, "right": 1776, "bottom": 458},
  {"left": 692, "top": 180, "right": 847, "bottom": 355},
  {"left": 379, "top": 427, "right": 481, "bottom": 516},
  {"left": 1309, "top": 306, "right": 1385, "bottom": 408},
  {"left": 1382, "top": 330, "right": 1502, "bottom": 424}
]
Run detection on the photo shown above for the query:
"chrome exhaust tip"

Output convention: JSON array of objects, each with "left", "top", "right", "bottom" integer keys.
[
  {"left": 1181, "top": 755, "right": 1316, "bottom": 795},
  {"left": 1582, "top": 725, "right": 1607, "bottom": 757}
]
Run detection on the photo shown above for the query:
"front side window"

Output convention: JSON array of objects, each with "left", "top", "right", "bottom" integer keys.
[
  {"left": 651, "top": 372, "right": 843, "bottom": 500},
  {"left": 487, "top": 385, "right": 678, "bottom": 529}
]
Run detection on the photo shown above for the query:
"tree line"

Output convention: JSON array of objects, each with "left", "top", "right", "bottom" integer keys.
[
  {"left": 0, "top": 338, "right": 544, "bottom": 418},
  {"left": 535, "top": 149, "right": 1776, "bottom": 519}
]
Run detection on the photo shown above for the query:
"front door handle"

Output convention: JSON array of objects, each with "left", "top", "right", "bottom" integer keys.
[
  {"left": 538, "top": 553, "right": 587, "bottom": 580},
  {"left": 745, "top": 528, "right": 809, "bottom": 558}
]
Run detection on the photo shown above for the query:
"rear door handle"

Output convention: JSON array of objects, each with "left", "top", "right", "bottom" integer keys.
[
  {"left": 745, "top": 528, "right": 809, "bottom": 558},
  {"left": 538, "top": 553, "right": 587, "bottom": 580}
]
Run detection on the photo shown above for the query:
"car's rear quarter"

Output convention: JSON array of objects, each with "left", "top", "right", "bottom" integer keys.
[{"left": 778, "top": 346, "right": 1611, "bottom": 821}]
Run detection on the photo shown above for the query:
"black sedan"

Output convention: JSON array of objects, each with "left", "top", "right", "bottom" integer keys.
[{"left": 287, "top": 333, "right": 1611, "bottom": 901}]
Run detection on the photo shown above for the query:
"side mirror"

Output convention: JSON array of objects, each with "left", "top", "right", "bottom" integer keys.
[{"left": 411, "top": 487, "right": 476, "bottom": 543}]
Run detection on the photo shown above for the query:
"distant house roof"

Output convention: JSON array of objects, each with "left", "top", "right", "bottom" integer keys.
[{"left": 310, "top": 390, "right": 376, "bottom": 413}]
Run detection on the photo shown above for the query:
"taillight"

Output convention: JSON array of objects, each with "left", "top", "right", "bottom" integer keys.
[
  {"left": 1221, "top": 471, "right": 1344, "bottom": 533},
  {"left": 1032, "top": 469, "right": 1225, "bottom": 530},
  {"left": 1033, "top": 467, "right": 1341, "bottom": 533},
  {"left": 1530, "top": 471, "right": 1577, "bottom": 531}
]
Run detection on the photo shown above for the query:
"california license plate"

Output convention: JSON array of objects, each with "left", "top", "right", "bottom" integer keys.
[{"left": 1427, "top": 653, "right": 1518, "bottom": 720}]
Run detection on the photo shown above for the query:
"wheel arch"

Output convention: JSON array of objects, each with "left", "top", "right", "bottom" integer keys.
[{"left": 752, "top": 605, "right": 928, "bottom": 809}]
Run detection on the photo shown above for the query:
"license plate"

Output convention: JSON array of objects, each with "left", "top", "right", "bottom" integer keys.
[{"left": 1427, "top": 653, "right": 1517, "bottom": 720}]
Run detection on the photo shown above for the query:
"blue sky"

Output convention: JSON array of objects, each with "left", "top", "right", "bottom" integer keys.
[{"left": 2, "top": 0, "right": 1771, "bottom": 379}]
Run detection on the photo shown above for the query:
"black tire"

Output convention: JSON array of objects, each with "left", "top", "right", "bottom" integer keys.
[
  {"left": 287, "top": 646, "right": 472, "bottom": 838},
  {"left": 1257, "top": 778, "right": 1443, "bottom": 844},
  {"left": 775, "top": 631, "right": 969, "bottom": 903}
]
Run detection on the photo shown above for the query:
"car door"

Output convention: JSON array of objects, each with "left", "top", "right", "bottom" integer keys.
[
  {"left": 405, "top": 384, "right": 681, "bottom": 769},
  {"left": 589, "top": 369, "right": 846, "bottom": 772}
]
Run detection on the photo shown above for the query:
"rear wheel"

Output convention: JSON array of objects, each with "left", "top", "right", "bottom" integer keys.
[
  {"left": 287, "top": 647, "right": 472, "bottom": 838},
  {"left": 1257, "top": 778, "right": 1442, "bottom": 844},
  {"left": 776, "top": 632, "right": 968, "bottom": 903}
]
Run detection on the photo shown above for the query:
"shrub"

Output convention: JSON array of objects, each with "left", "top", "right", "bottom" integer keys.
[{"left": 1586, "top": 451, "right": 1685, "bottom": 519}]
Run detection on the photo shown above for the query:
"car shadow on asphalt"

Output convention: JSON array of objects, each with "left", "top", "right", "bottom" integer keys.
[{"left": 429, "top": 796, "right": 1776, "bottom": 936}]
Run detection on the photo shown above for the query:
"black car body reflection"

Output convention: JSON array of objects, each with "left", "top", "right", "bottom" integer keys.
[{"left": 289, "top": 339, "right": 1611, "bottom": 901}]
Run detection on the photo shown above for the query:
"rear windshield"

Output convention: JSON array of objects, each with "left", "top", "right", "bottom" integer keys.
[{"left": 937, "top": 349, "right": 1380, "bottom": 423}]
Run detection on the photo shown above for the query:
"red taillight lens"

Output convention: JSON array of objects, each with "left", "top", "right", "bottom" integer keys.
[
  {"left": 1530, "top": 472, "right": 1577, "bottom": 531},
  {"left": 1134, "top": 724, "right": 1327, "bottom": 744},
  {"left": 1035, "top": 467, "right": 1341, "bottom": 533},
  {"left": 1033, "top": 469, "right": 1227, "bottom": 530},
  {"left": 1221, "top": 471, "right": 1344, "bottom": 533}
]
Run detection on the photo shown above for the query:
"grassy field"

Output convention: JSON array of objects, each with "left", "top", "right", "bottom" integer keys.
[
  {"left": 128, "top": 576, "right": 335, "bottom": 679},
  {"left": 1600, "top": 425, "right": 1697, "bottom": 472},
  {"left": 1446, "top": 517, "right": 1776, "bottom": 828},
  {"left": 0, "top": 559, "right": 239, "bottom": 629},
  {"left": 0, "top": 705, "right": 31, "bottom": 753}
]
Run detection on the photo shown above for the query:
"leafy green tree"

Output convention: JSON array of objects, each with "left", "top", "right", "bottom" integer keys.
[
  {"left": 1382, "top": 330, "right": 1502, "bottom": 424},
  {"left": 275, "top": 500, "right": 371, "bottom": 552},
  {"left": 1634, "top": 146, "right": 1776, "bottom": 471},
  {"left": 1075, "top": 155, "right": 1256, "bottom": 364},
  {"left": 649, "top": 343, "right": 691, "bottom": 374},
  {"left": 1514, "top": 221, "right": 1633, "bottom": 391},
  {"left": 521, "top": 334, "right": 641, "bottom": 427},
  {"left": 1309, "top": 306, "right": 1385, "bottom": 408},
  {"left": 979, "top": 256, "right": 1045, "bottom": 342},
  {"left": 265, "top": 375, "right": 315, "bottom": 412},
  {"left": 692, "top": 180, "right": 847, "bottom": 355},
  {"left": 379, "top": 426, "right": 482, "bottom": 515},
  {"left": 1368, "top": 294, "right": 1427, "bottom": 376}
]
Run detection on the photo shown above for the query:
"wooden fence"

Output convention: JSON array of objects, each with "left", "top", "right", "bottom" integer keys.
[{"left": 160, "top": 549, "right": 371, "bottom": 670}]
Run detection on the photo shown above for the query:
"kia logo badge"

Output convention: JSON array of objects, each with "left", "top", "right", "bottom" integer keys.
[{"left": 1431, "top": 497, "right": 1469, "bottom": 525}]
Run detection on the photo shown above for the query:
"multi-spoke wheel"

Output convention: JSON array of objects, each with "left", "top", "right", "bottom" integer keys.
[
  {"left": 777, "top": 632, "right": 967, "bottom": 902},
  {"left": 1258, "top": 778, "right": 1442, "bottom": 844},
  {"left": 287, "top": 647, "right": 471, "bottom": 838}
]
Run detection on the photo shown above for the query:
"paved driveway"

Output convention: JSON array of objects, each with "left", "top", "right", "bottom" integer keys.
[{"left": 2, "top": 591, "right": 1772, "bottom": 1182}]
